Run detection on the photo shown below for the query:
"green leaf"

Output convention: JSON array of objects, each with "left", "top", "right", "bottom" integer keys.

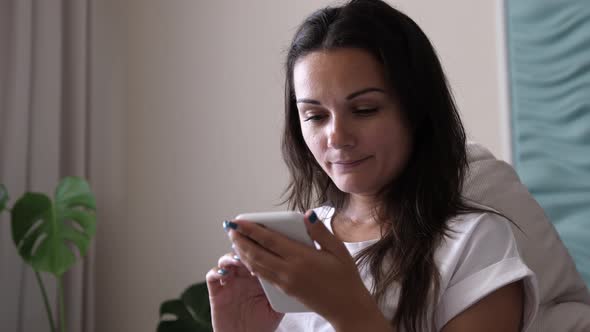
[
  {"left": 0, "top": 184, "right": 9, "bottom": 213},
  {"left": 55, "top": 177, "right": 96, "bottom": 210},
  {"left": 157, "top": 282, "right": 212, "bottom": 332},
  {"left": 11, "top": 177, "right": 97, "bottom": 277}
]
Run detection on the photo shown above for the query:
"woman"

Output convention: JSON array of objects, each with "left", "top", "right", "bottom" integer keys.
[{"left": 206, "top": 0, "right": 538, "bottom": 331}]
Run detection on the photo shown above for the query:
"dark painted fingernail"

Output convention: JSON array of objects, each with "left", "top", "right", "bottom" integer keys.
[
  {"left": 309, "top": 211, "right": 318, "bottom": 224},
  {"left": 217, "top": 268, "right": 228, "bottom": 276},
  {"left": 233, "top": 254, "right": 240, "bottom": 261},
  {"left": 223, "top": 220, "right": 238, "bottom": 231}
]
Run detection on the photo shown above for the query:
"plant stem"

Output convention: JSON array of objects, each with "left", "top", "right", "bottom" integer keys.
[
  {"left": 35, "top": 271, "right": 57, "bottom": 332},
  {"left": 58, "top": 276, "right": 66, "bottom": 332}
]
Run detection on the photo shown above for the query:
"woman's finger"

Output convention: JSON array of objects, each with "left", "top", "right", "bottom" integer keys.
[
  {"left": 229, "top": 229, "right": 286, "bottom": 280},
  {"left": 207, "top": 252, "right": 250, "bottom": 291},
  {"left": 304, "top": 210, "right": 350, "bottom": 259},
  {"left": 228, "top": 219, "right": 309, "bottom": 259},
  {"left": 206, "top": 266, "right": 231, "bottom": 294},
  {"left": 218, "top": 252, "right": 251, "bottom": 278}
]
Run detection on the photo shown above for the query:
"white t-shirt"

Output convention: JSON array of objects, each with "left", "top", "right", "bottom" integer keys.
[{"left": 276, "top": 206, "right": 539, "bottom": 332}]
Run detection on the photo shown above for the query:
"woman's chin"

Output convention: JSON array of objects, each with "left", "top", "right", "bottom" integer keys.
[{"left": 333, "top": 179, "right": 377, "bottom": 196}]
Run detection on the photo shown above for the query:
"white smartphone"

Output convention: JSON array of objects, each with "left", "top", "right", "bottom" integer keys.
[{"left": 234, "top": 211, "right": 314, "bottom": 313}]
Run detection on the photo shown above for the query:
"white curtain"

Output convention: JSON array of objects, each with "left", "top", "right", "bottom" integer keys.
[{"left": 0, "top": 0, "right": 125, "bottom": 331}]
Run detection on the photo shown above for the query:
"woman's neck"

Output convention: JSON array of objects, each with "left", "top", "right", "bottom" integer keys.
[
  {"left": 341, "top": 194, "right": 379, "bottom": 224},
  {"left": 332, "top": 194, "right": 384, "bottom": 242}
]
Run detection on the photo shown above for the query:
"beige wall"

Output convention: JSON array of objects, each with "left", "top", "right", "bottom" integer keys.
[{"left": 96, "top": 1, "right": 506, "bottom": 330}]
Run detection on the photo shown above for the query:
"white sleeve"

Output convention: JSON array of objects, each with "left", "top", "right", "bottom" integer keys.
[{"left": 435, "top": 213, "right": 539, "bottom": 331}]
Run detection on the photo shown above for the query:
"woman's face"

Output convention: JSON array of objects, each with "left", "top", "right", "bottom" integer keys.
[{"left": 293, "top": 48, "right": 413, "bottom": 197}]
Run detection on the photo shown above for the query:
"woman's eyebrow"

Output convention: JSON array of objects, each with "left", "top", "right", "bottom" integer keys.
[
  {"left": 346, "top": 87, "right": 386, "bottom": 100},
  {"left": 295, "top": 87, "right": 386, "bottom": 105}
]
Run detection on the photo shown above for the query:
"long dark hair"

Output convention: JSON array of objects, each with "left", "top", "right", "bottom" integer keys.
[{"left": 281, "top": 0, "right": 477, "bottom": 330}]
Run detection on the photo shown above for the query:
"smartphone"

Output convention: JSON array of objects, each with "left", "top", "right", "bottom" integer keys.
[{"left": 234, "top": 211, "right": 314, "bottom": 313}]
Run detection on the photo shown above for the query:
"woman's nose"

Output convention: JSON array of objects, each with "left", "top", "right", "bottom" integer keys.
[{"left": 327, "top": 117, "right": 355, "bottom": 149}]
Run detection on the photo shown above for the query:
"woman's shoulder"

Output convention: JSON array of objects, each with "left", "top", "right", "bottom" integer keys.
[
  {"left": 435, "top": 210, "right": 539, "bottom": 330},
  {"left": 440, "top": 209, "right": 521, "bottom": 266},
  {"left": 445, "top": 209, "right": 513, "bottom": 240},
  {"left": 437, "top": 209, "right": 524, "bottom": 282}
]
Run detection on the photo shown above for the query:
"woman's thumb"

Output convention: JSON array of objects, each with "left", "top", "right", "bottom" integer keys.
[{"left": 304, "top": 210, "right": 348, "bottom": 257}]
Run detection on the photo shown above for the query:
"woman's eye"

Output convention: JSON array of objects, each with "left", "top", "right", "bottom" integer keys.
[
  {"left": 353, "top": 108, "right": 378, "bottom": 116},
  {"left": 303, "top": 115, "right": 326, "bottom": 122}
]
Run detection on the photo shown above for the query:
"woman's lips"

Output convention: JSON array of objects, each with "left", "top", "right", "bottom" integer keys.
[{"left": 330, "top": 156, "right": 372, "bottom": 171}]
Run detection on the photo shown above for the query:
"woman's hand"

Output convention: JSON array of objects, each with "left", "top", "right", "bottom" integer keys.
[
  {"left": 227, "top": 210, "right": 391, "bottom": 330},
  {"left": 206, "top": 251, "right": 284, "bottom": 332}
]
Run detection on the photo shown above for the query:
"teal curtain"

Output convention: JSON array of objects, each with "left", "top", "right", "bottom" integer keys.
[{"left": 506, "top": 0, "right": 590, "bottom": 286}]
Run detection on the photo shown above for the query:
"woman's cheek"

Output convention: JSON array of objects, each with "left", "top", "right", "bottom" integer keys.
[{"left": 303, "top": 129, "right": 320, "bottom": 150}]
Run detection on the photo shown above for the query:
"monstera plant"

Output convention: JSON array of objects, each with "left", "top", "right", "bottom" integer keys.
[
  {"left": 157, "top": 281, "right": 212, "bottom": 332},
  {"left": 0, "top": 177, "right": 96, "bottom": 332}
]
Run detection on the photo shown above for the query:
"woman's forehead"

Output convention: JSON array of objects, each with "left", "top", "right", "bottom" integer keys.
[{"left": 293, "top": 49, "right": 388, "bottom": 98}]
